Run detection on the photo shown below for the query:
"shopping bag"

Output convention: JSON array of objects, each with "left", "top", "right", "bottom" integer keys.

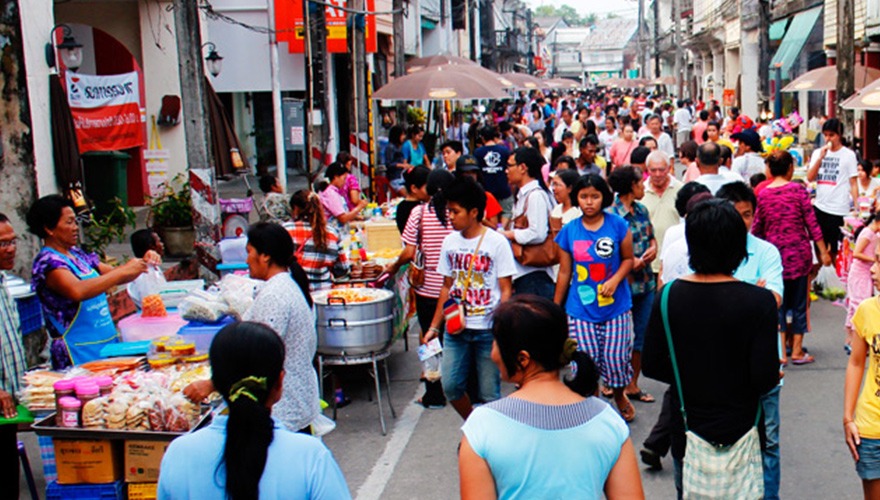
[{"left": 815, "top": 265, "right": 846, "bottom": 300}]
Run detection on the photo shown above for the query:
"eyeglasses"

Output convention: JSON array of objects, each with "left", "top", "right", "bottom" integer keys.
[{"left": 0, "top": 238, "right": 17, "bottom": 248}]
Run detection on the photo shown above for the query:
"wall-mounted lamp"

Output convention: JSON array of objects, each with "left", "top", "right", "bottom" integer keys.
[
  {"left": 45, "top": 24, "right": 83, "bottom": 72},
  {"left": 202, "top": 42, "right": 223, "bottom": 77}
]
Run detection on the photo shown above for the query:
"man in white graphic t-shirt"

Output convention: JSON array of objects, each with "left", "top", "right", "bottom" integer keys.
[{"left": 806, "top": 118, "right": 858, "bottom": 260}]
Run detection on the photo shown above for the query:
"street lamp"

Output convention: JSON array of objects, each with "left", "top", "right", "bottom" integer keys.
[
  {"left": 45, "top": 24, "right": 83, "bottom": 72},
  {"left": 202, "top": 42, "right": 223, "bottom": 77}
]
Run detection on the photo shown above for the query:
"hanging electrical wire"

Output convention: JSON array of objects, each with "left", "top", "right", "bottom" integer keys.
[{"left": 168, "top": 0, "right": 407, "bottom": 36}]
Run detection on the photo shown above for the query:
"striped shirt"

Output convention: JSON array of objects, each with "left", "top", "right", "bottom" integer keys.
[
  {"left": 401, "top": 203, "right": 454, "bottom": 298},
  {"left": 286, "top": 221, "right": 341, "bottom": 291},
  {"left": 0, "top": 274, "right": 25, "bottom": 397}
]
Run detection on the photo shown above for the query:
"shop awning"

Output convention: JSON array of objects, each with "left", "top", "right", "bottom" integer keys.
[
  {"left": 769, "top": 19, "right": 788, "bottom": 41},
  {"left": 769, "top": 7, "right": 822, "bottom": 79}
]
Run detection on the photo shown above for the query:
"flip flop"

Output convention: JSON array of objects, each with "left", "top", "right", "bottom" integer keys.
[
  {"left": 617, "top": 399, "right": 636, "bottom": 422},
  {"left": 626, "top": 391, "right": 655, "bottom": 403},
  {"left": 791, "top": 354, "right": 815, "bottom": 365}
]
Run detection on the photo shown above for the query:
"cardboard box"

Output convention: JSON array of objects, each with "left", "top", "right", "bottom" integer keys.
[
  {"left": 54, "top": 439, "right": 121, "bottom": 484},
  {"left": 124, "top": 440, "right": 169, "bottom": 483},
  {"left": 127, "top": 482, "right": 158, "bottom": 500}
]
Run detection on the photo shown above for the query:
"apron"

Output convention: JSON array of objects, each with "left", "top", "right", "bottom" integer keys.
[{"left": 44, "top": 248, "right": 119, "bottom": 365}]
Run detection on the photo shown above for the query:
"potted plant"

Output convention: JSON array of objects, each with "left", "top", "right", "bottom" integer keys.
[
  {"left": 149, "top": 174, "right": 195, "bottom": 257},
  {"left": 81, "top": 197, "right": 136, "bottom": 264}
]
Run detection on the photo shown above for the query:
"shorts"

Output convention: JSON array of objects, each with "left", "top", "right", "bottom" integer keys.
[
  {"left": 814, "top": 207, "right": 844, "bottom": 254},
  {"left": 440, "top": 329, "right": 500, "bottom": 402},
  {"left": 568, "top": 313, "right": 633, "bottom": 388},
  {"left": 856, "top": 437, "right": 880, "bottom": 480},
  {"left": 779, "top": 276, "right": 809, "bottom": 334}
]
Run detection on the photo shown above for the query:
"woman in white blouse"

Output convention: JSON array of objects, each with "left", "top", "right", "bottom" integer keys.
[{"left": 184, "top": 222, "right": 321, "bottom": 433}]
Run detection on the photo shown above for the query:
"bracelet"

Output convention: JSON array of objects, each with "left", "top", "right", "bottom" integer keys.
[
  {"left": 428, "top": 326, "right": 440, "bottom": 334},
  {"left": 844, "top": 419, "right": 854, "bottom": 425}
]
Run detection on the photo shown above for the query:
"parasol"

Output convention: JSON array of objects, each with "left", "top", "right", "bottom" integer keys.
[
  {"left": 841, "top": 76, "right": 880, "bottom": 110},
  {"left": 372, "top": 64, "right": 509, "bottom": 101},
  {"left": 502, "top": 72, "right": 545, "bottom": 90},
  {"left": 782, "top": 64, "right": 880, "bottom": 92},
  {"left": 406, "top": 54, "right": 477, "bottom": 73},
  {"left": 545, "top": 77, "right": 583, "bottom": 89},
  {"left": 204, "top": 77, "right": 251, "bottom": 178},
  {"left": 50, "top": 73, "right": 82, "bottom": 191}
]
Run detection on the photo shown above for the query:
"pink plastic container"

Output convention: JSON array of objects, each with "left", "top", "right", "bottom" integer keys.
[{"left": 117, "top": 313, "right": 189, "bottom": 343}]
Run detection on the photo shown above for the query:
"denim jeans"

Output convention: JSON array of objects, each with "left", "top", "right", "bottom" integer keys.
[
  {"left": 440, "top": 329, "right": 500, "bottom": 402},
  {"left": 513, "top": 270, "right": 555, "bottom": 301},
  {"left": 631, "top": 290, "right": 655, "bottom": 352},
  {"left": 761, "top": 386, "right": 781, "bottom": 500}
]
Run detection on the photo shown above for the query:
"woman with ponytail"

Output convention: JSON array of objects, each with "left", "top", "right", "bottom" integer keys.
[
  {"left": 159, "top": 322, "right": 350, "bottom": 499},
  {"left": 184, "top": 223, "right": 321, "bottom": 433},
  {"left": 459, "top": 295, "right": 643, "bottom": 499},
  {"left": 288, "top": 190, "right": 342, "bottom": 291},
  {"left": 385, "top": 168, "right": 455, "bottom": 408}
]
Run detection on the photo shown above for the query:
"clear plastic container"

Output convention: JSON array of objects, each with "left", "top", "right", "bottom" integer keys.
[
  {"left": 59, "top": 397, "right": 81, "bottom": 428},
  {"left": 53, "top": 379, "right": 76, "bottom": 426}
]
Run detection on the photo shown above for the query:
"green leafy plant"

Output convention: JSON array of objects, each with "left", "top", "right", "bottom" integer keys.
[
  {"left": 148, "top": 174, "right": 193, "bottom": 228},
  {"left": 81, "top": 197, "right": 136, "bottom": 260}
]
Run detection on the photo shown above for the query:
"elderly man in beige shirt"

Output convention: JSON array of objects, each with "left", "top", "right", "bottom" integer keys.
[{"left": 641, "top": 151, "right": 683, "bottom": 273}]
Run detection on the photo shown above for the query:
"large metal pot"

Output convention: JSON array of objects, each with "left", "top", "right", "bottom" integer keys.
[{"left": 312, "top": 289, "right": 395, "bottom": 355}]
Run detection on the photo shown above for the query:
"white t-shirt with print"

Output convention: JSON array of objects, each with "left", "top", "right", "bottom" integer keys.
[
  {"left": 811, "top": 146, "right": 858, "bottom": 216},
  {"left": 437, "top": 229, "right": 517, "bottom": 330}
]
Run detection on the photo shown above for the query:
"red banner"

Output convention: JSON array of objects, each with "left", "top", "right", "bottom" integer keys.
[
  {"left": 66, "top": 71, "right": 145, "bottom": 153},
  {"left": 276, "top": 0, "right": 377, "bottom": 54}
]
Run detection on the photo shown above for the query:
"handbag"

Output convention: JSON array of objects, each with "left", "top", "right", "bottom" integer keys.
[
  {"left": 509, "top": 190, "right": 560, "bottom": 267},
  {"left": 660, "top": 284, "right": 764, "bottom": 500},
  {"left": 444, "top": 229, "right": 487, "bottom": 335},
  {"left": 409, "top": 205, "right": 427, "bottom": 288}
]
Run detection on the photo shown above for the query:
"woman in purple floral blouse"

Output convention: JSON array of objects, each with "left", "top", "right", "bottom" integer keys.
[{"left": 27, "top": 195, "right": 158, "bottom": 369}]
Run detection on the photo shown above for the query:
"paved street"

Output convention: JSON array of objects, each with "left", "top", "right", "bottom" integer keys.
[
  {"left": 14, "top": 288, "right": 864, "bottom": 498},
  {"left": 322, "top": 298, "right": 862, "bottom": 499}
]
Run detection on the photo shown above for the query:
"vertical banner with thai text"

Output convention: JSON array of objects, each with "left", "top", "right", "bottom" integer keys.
[{"left": 66, "top": 71, "right": 146, "bottom": 153}]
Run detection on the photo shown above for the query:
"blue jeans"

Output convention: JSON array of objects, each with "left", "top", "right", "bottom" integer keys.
[
  {"left": 631, "top": 290, "right": 654, "bottom": 352},
  {"left": 441, "top": 329, "right": 500, "bottom": 402},
  {"left": 761, "top": 386, "right": 781, "bottom": 500},
  {"left": 513, "top": 271, "right": 555, "bottom": 301}
]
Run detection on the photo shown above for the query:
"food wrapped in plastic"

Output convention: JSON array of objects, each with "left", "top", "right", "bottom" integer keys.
[{"left": 178, "top": 294, "right": 229, "bottom": 322}]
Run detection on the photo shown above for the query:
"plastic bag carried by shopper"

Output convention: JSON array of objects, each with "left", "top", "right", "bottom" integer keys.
[
  {"left": 418, "top": 338, "right": 443, "bottom": 382},
  {"left": 815, "top": 265, "right": 846, "bottom": 300}
]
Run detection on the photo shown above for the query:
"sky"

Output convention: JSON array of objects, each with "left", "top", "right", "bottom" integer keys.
[{"left": 523, "top": 0, "right": 639, "bottom": 20}]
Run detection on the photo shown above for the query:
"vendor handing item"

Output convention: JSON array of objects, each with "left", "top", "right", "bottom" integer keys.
[{"left": 28, "top": 195, "right": 161, "bottom": 369}]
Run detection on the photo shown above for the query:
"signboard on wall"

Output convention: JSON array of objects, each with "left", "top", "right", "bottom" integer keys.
[
  {"left": 275, "top": 0, "right": 377, "bottom": 53},
  {"left": 66, "top": 71, "right": 145, "bottom": 153},
  {"left": 723, "top": 88, "right": 736, "bottom": 107}
]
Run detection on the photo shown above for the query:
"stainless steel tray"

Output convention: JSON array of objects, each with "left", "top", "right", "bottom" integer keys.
[{"left": 32, "top": 407, "right": 211, "bottom": 441}]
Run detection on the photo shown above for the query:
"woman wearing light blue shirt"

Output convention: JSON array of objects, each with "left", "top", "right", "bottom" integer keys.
[{"left": 158, "top": 322, "right": 350, "bottom": 500}]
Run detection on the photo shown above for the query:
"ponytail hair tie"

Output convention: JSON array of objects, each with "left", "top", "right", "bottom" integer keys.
[
  {"left": 228, "top": 375, "right": 268, "bottom": 404},
  {"left": 560, "top": 338, "right": 578, "bottom": 364}
]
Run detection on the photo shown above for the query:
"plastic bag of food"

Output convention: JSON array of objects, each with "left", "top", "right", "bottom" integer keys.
[
  {"left": 418, "top": 338, "right": 443, "bottom": 382},
  {"left": 129, "top": 266, "right": 167, "bottom": 305},
  {"left": 815, "top": 265, "right": 846, "bottom": 300},
  {"left": 178, "top": 295, "right": 228, "bottom": 322}
]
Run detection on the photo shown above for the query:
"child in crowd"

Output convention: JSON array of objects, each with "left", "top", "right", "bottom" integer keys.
[
  {"left": 426, "top": 178, "right": 516, "bottom": 420},
  {"left": 258, "top": 174, "right": 291, "bottom": 222},
  {"left": 554, "top": 174, "right": 635, "bottom": 422}
]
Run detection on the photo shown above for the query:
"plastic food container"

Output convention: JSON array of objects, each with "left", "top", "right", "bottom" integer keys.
[
  {"left": 58, "top": 397, "right": 81, "bottom": 428},
  {"left": 177, "top": 316, "right": 235, "bottom": 352},
  {"left": 117, "top": 313, "right": 189, "bottom": 343}
]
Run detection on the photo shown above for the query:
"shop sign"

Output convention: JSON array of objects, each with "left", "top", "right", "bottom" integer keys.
[
  {"left": 66, "top": 71, "right": 145, "bottom": 153},
  {"left": 275, "top": 0, "right": 377, "bottom": 54}
]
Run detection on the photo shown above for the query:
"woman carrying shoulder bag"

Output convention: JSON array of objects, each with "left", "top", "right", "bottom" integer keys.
[{"left": 642, "top": 199, "right": 779, "bottom": 499}]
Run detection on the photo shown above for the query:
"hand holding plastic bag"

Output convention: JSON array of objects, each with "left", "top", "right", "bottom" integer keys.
[{"left": 815, "top": 265, "right": 846, "bottom": 300}]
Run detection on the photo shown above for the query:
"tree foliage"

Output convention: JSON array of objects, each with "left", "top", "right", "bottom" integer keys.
[{"left": 534, "top": 4, "right": 596, "bottom": 27}]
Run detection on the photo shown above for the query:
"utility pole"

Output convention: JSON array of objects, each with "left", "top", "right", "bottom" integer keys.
[
  {"left": 637, "top": 0, "right": 646, "bottom": 77},
  {"left": 393, "top": 0, "right": 406, "bottom": 123},
  {"left": 673, "top": 0, "right": 681, "bottom": 95},
  {"left": 267, "top": 0, "right": 287, "bottom": 191},
  {"left": 758, "top": 0, "right": 771, "bottom": 110},
  {"left": 838, "top": 0, "right": 855, "bottom": 141},
  {"left": 653, "top": 0, "right": 660, "bottom": 78},
  {"left": 172, "top": 0, "right": 220, "bottom": 276},
  {"left": 349, "top": 0, "right": 368, "bottom": 192}
]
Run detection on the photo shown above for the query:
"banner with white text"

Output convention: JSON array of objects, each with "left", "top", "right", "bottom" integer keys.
[{"left": 66, "top": 71, "right": 145, "bottom": 153}]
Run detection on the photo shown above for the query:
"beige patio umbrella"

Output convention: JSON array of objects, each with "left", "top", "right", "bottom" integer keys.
[
  {"left": 503, "top": 72, "right": 545, "bottom": 90},
  {"left": 373, "top": 64, "right": 509, "bottom": 100},
  {"left": 405, "top": 54, "right": 513, "bottom": 89},
  {"left": 841, "top": 77, "right": 880, "bottom": 110},
  {"left": 545, "top": 77, "right": 582, "bottom": 89},
  {"left": 782, "top": 64, "right": 880, "bottom": 92}
]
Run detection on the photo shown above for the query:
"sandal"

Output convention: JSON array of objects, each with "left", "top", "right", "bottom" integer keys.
[
  {"left": 791, "top": 353, "right": 815, "bottom": 365},
  {"left": 601, "top": 387, "right": 614, "bottom": 398},
  {"left": 617, "top": 398, "right": 636, "bottom": 422},
  {"left": 626, "top": 390, "right": 655, "bottom": 403}
]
